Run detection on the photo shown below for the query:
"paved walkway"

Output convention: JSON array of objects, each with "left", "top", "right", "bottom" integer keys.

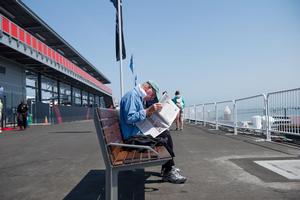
[{"left": 0, "top": 121, "right": 299, "bottom": 200}]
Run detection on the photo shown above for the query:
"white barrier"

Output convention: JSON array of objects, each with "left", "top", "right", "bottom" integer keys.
[{"left": 185, "top": 88, "right": 300, "bottom": 140}]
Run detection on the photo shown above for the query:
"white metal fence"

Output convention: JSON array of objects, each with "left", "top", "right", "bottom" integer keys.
[{"left": 184, "top": 88, "right": 300, "bottom": 141}]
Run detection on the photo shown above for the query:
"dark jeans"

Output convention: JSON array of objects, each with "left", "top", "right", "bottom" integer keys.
[
  {"left": 157, "top": 130, "right": 175, "bottom": 173},
  {"left": 18, "top": 113, "right": 27, "bottom": 129}
]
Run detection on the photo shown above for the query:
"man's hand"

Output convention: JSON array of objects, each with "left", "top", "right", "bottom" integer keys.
[
  {"left": 176, "top": 103, "right": 182, "bottom": 108},
  {"left": 146, "top": 103, "right": 162, "bottom": 117}
]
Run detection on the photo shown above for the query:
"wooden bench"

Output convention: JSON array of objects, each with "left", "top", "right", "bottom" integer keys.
[{"left": 93, "top": 108, "right": 172, "bottom": 200}]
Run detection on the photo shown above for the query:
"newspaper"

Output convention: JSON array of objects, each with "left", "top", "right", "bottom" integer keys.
[{"left": 136, "top": 94, "right": 179, "bottom": 138}]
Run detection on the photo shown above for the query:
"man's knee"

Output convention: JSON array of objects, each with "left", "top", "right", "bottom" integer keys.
[{"left": 159, "top": 129, "right": 170, "bottom": 138}]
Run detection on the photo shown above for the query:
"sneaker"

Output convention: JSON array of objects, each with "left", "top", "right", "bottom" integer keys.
[
  {"left": 161, "top": 166, "right": 181, "bottom": 176},
  {"left": 162, "top": 168, "right": 187, "bottom": 184},
  {"left": 172, "top": 166, "right": 181, "bottom": 173}
]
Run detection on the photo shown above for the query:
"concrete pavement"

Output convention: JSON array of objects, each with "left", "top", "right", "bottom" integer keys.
[{"left": 0, "top": 121, "right": 299, "bottom": 200}]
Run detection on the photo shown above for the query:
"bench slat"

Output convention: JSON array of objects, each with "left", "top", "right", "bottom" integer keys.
[
  {"left": 103, "top": 123, "right": 123, "bottom": 144},
  {"left": 99, "top": 108, "right": 118, "bottom": 118},
  {"left": 100, "top": 117, "right": 119, "bottom": 127},
  {"left": 141, "top": 151, "right": 150, "bottom": 160},
  {"left": 123, "top": 150, "right": 140, "bottom": 164},
  {"left": 125, "top": 150, "right": 135, "bottom": 162},
  {"left": 110, "top": 146, "right": 122, "bottom": 161},
  {"left": 113, "top": 150, "right": 128, "bottom": 165},
  {"left": 155, "top": 146, "right": 171, "bottom": 158},
  {"left": 150, "top": 148, "right": 158, "bottom": 158},
  {"left": 110, "top": 146, "right": 171, "bottom": 166}
]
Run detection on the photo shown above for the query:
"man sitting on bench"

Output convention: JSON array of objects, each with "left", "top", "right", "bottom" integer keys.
[{"left": 119, "top": 81, "right": 187, "bottom": 184}]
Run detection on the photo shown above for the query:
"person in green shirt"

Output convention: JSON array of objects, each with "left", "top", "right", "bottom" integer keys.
[{"left": 172, "top": 90, "right": 185, "bottom": 130}]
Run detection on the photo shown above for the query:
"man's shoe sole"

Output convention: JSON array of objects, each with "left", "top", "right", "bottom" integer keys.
[{"left": 162, "top": 177, "right": 187, "bottom": 184}]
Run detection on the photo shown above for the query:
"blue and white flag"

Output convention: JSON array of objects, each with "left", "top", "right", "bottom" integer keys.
[
  {"left": 129, "top": 54, "right": 134, "bottom": 74},
  {"left": 128, "top": 54, "right": 137, "bottom": 86}
]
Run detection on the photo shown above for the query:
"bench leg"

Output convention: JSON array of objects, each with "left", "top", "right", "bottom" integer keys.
[{"left": 106, "top": 168, "right": 118, "bottom": 200}]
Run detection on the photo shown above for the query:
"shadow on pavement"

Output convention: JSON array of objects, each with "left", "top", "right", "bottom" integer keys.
[
  {"left": 48, "top": 131, "right": 93, "bottom": 134},
  {"left": 63, "top": 169, "right": 148, "bottom": 200},
  {"left": 144, "top": 171, "right": 164, "bottom": 184}
]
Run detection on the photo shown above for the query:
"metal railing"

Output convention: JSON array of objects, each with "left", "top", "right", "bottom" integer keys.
[
  {"left": 267, "top": 88, "right": 300, "bottom": 136},
  {"left": 184, "top": 88, "right": 300, "bottom": 141}
]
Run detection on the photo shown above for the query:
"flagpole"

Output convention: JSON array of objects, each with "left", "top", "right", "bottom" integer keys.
[
  {"left": 117, "top": 0, "right": 124, "bottom": 98},
  {"left": 131, "top": 54, "right": 134, "bottom": 87}
]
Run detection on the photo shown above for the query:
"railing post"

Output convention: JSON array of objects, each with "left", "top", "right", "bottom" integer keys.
[
  {"left": 264, "top": 94, "right": 271, "bottom": 141},
  {"left": 215, "top": 102, "right": 218, "bottom": 130},
  {"left": 186, "top": 106, "right": 188, "bottom": 123},
  {"left": 233, "top": 100, "right": 237, "bottom": 135},
  {"left": 203, "top": 104, "right": 205, "bottom": 126},
  {"left": 194, "top": 104, "right": 197, "bottom": 124},
  {"left": 188, "top": 106, "right": 191, "bottom": 123},
  {"left": 185, "top": 106, "right": 188, "bottom": 123}
]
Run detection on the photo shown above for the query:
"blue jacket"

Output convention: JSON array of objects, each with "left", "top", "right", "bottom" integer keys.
[{"left": 119, "top": 86, "right": 147, "bottom": 140}]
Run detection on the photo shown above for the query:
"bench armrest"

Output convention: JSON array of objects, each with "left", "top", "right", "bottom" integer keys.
[{"left": 108, "top": 143, "right": 160, "bottom": 157}]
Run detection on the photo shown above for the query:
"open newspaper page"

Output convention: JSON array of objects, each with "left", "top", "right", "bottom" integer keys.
[
  {"left": 136, "top": 94, "right": 179, "bottom": 138},
  {"left": 136, "top": 113, "right": 169, "bottom": 138},
  {"left": 157, "top": 94, "right": 180, "bottom": 126}
]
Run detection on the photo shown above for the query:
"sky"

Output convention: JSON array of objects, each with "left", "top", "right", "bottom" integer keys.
[{"left": 22, "top": 0, "right": 300, "bottom": 105}]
